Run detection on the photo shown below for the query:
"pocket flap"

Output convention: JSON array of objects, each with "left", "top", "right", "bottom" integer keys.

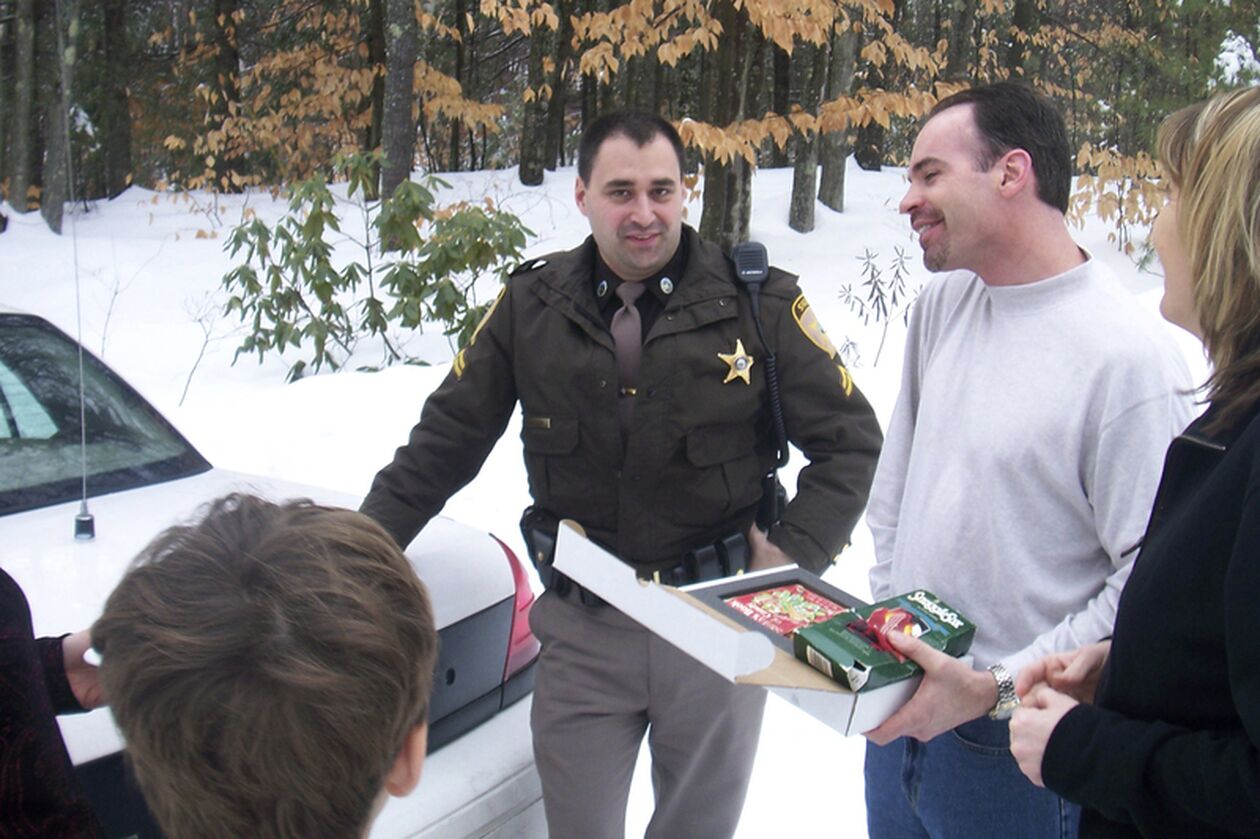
[
  {"left": 685, "top": 422, "right": 756, "bottom": 467},
  {"left": 522, "top": 416, "right": 580, "bottom": 455}
]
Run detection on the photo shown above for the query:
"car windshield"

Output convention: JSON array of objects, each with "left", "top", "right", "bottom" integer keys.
[{"left": 0, "top": 314, "right": 210, "bottom": 515}]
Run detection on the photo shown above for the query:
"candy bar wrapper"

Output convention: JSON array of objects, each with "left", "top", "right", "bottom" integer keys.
[
  {"left": 793, "top": 591, "right": 975, "bottom": 692},
  {"left": 723, "top": 584, "right": 850, "bottom": 637}
]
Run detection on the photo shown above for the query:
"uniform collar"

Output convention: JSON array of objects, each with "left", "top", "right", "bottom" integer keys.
[{"left": 592, "top": 235, "right": 688, "bottom": 314}]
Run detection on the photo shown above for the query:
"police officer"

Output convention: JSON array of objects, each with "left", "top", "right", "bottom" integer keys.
[{"left": 361, "top": 111, "right": 882, "bottom": 839}]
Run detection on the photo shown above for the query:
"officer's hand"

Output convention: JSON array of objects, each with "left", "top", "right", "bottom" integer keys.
[
  {"left": 863, "top": 630, "right": 996, "bottom": 745},
  {"left": 747, "top": 525, "right": 792, "bottom": 571}
]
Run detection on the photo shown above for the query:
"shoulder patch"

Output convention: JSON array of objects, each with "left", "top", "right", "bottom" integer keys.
[
  {"left": 792, "top": 294, "right": 838, "bottom": 358},
  {"left": 792, "top": 294, "right": 854, "bottom": 396},
  {"left": 509, "top": 256, "right": 549, "bottom": 277},
  {"left": 453, "top": 285, "right": 507, "bottom": 379}
]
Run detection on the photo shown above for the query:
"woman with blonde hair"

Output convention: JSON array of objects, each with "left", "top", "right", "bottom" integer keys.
[{"left": 1009, "top": 86, "right": 1260, "bottom": 838}]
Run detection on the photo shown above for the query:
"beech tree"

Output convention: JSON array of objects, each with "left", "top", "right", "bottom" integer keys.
[
  {"left": 4, "top": 0, "right": 1254, "bottom": 244},
  {"left": 9, "top": 0, "right": 36, "bottom": 213},
  {"left": 380, "top": 0, "right": 418, "bottom": 197}
]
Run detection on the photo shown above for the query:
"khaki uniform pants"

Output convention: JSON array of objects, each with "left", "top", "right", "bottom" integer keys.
[{"left": 529, "top": 589, "right": 766, "bottom": 839}]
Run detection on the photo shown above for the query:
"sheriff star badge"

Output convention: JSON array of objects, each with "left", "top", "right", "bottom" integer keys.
[{"left": 719, "top": 339, "right": 755, "bottom": 385}]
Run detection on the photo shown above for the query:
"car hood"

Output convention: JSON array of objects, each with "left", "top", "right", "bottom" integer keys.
[
  {"left": 4, "top": 467, "right": 513, "bottom": 639},
  {"left": 4, "top": 468, "right": 516, "bottom": 766}
]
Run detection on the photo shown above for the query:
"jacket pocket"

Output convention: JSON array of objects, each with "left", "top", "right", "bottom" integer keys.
[
  {"left": 664, "top": 422, "right": 762, "bottom": 525},
  {"left": 522, "top": 416, "right": 579, "bottom": 455},
  {"left": 685, "top": 422, "right": 757, "bottom": 467},
  {"left": 521, "top": 416, "right": 580, "bottom": 505}
]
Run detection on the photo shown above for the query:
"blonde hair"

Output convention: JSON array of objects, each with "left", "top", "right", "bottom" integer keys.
[{"left": 1157, "top": 87, "right": 1260, "bottom": 431}]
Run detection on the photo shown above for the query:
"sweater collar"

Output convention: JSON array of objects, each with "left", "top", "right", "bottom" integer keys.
[{"left": 982, "top": 248, "right": 1096, "bottom": 314}]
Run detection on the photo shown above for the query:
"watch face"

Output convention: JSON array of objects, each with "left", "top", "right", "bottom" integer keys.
[{"left": 990, "top": 697, "right": 1019, "bottom": 720}]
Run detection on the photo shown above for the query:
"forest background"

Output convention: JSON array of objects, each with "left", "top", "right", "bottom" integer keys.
[{"left": 4, "top": 0, "right": 1259, "bottom": 249}]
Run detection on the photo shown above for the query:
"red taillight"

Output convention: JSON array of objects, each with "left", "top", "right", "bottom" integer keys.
[{"left": 494, "top": 535, "right": 541, "bottom": 682}]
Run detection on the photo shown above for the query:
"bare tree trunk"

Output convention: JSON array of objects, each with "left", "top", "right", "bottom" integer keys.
[
  {"left": 208, "top": 0, "right": 241, "bottom": 191},
  {"left": 855, "top": 0, "right": 907, "bottom": 170},
  {"left": 768, "top": 40, "right": 790, "bottom": 167},
  {"left": 10, "top": 0, "right": 35, "bottom": 212},
  {"left": 365, "top": 0, "right": 385, "bottom": 193},
  {"left": 100, "top": 0, "right": 132, "bottom": 197},
  {"left": 518, "top": 19, "right": 548, "bottom": 185},
  {"left": 818, "top": 29, "right": 858, "bottom": 212},
  {"left": 789, "top": 40, "right": 828, "bottom": 233},
  {"left": 545, "top": 0, "right": 572, "bottom": 169},
  {"left": 380, "top": 0, "right": 417, "bottom": 198},
  {"left": 624, "top": 52, "right": 657, "bottom": 112},
  {"left": 448, "top": 0, "right": 464, "bottom": 172},
  {"left": 40, "top": 0, "right": 73, "bottom": 233},
  {"left": 1005, "top": 0, "right": 1037, "bottom": 78},
  {"left": 699, "top": 1, "right": 754, "bottom": 250},
  {"left": 0, "top": 0, "right": 12, "bottom": 188},
  {"left": 943, "top": 0, "right": 977, "bottom": 82}
]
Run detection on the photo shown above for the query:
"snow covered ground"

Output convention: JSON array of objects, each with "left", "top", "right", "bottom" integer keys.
[{"left": 1, "top": 159, "right": 1206, "bottom": 836}]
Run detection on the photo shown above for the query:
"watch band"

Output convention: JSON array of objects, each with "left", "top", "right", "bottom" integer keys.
[{"left": 987, "top": 663, "right": 1019, "bottom": 720}]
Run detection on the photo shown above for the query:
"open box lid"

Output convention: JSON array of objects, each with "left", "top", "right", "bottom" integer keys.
[{"left": 552, "top": 520, "right": 922, "bottom": 735}]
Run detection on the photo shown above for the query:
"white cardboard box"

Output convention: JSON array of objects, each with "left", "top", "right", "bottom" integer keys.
[{"left": 552, "top": 521, "right": 921, "bottom": 736}]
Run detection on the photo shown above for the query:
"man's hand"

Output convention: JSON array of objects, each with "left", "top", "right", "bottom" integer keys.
[
  {"left": 1015, "top": 641, "right": 1110, "bottom": 705},
  {"left": 1009, "top": 685, "right": 1078, "bottom": 787},
  {"left": 62, "top": 630, "right": 105, "bottom": 710},
  {"left": 864, "top": 630, "right": 997, "bottom": 745},
  {"left": 747, "top": 525, "right": 792, "bottom": 572}
]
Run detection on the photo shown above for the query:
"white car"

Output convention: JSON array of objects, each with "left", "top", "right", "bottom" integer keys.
[{"left": 0, "top": 308, "right": 546, "bottom": 838}]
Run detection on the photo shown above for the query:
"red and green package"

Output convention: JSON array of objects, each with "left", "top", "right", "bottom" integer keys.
[
  {"left": 723, "top": 584, "right": 849, "bottom": 636},
  {"left": 793, "top": 590, "right": 975, "bottom": 691}
]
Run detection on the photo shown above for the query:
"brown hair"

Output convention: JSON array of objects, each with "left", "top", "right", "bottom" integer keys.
[
  {"left": 1157, "top": 87, "right": 1260, "bottom": 432},
  {"left": 929, "top": 82, "right": 1072, "bottom": 214},
  {"left": 93, "top": 494, "right": 437, "bottom": 838}
]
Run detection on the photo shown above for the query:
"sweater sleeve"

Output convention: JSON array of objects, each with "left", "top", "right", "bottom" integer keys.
[
  {"left": 865, "top": 278, "right": 935, "bottom": 600},
  {"left": 1042, "top": 460, "right": 1260, "bottom": 835},
  {"left": 999, "top": 385, "right": 1192, "bottom": 679}
]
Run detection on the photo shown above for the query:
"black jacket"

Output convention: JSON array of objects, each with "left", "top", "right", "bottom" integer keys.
[
  {"left": 362, "top": 227, "right": 882, "bottom": 572},
  {"left": 1043, "top": 402, "right": 1260, "bottom": 837},
  {"left": 0, "top": 570, "right": 104, "bottom": 838}
]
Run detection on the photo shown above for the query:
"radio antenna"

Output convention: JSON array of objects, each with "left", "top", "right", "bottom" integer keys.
[{"left": 54, "top": 0, "right": 94, "bottom": 540}]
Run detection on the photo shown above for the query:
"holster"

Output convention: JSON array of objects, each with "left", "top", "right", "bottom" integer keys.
[
  {"left": 520, "top": 506, "right": 605, "bottom": 605},
  {"left": 520, "top": 505, "right": 565, "bottom": 592},
  {"left": 651, "top": 531, "right": 750, "bottom": 587}
]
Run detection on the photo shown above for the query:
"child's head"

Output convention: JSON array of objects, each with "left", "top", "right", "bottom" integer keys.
[{"left": 93, "top": 493, "right": 437, "bottom": 838}]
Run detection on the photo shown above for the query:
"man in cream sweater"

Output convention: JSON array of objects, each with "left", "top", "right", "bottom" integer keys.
[{"left": 862, "top": 82, "right": 1192, "bottom": 838}]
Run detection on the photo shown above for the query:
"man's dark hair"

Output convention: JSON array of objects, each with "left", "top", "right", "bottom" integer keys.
[
  {"left": 930, "top": 82, "right": 1072, "bottom": 213},
  {"left": 94, "top": 494, "right": 437, "bottom": 839},
  {"left": 577, "top": 110, "right": 686, "bottom": 183}
]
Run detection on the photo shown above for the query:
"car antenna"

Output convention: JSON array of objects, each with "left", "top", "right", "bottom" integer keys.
[{"left": 55, "top": 0, "right": 93, "bottom": 540}]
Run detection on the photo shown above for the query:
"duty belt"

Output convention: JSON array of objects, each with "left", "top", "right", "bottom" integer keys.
[
  {"left": 519, "top": 507, "right": 751, "bottom": 608},
  {"left": 643, "top": 533, "right": 750, "bottom": 588}
]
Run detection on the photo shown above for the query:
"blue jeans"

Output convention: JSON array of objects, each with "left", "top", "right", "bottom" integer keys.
[{"left": 865, "top": 717, "right": 1080, "bottom": 839}]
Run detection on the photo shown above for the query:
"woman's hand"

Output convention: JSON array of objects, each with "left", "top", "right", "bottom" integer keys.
[
  {"left": 62, "top": 630, "right": 105, "bottom": 710},
  {"left": 1010, "top": 685, "right": 1079, "bottom": 787},
  {"left": 1016, "top": 641, "right": 1111, "bottom": 704}
]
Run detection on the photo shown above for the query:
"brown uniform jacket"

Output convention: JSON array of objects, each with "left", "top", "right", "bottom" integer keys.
[{"left": 361, "top": 227, "right": 882, "bottom": 573}]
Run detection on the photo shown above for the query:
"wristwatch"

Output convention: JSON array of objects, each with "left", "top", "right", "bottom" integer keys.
[{"left": 987, "top": 663, "right": 1019, "bottom": 720}]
